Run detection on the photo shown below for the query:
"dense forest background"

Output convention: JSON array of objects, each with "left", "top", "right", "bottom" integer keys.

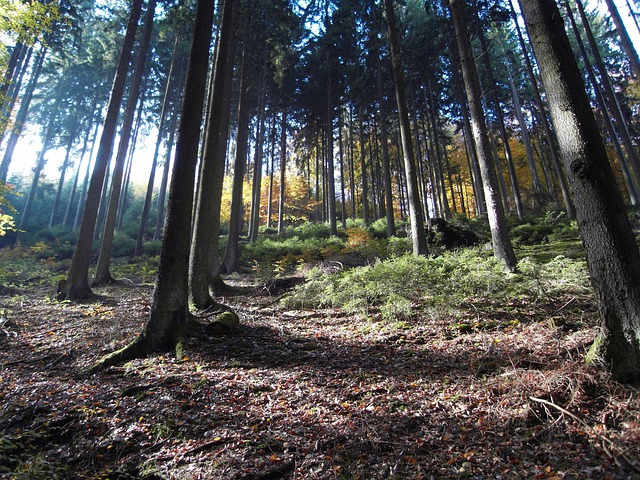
[{"left": 2, "top": 0, "right": 640, "bottom": 478}]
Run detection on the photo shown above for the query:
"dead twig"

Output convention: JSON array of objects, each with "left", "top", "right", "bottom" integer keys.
[{"left": 529, "top": 396, "right": 640, "bottom": 474}]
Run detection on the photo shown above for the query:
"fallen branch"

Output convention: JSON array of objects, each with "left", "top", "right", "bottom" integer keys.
[{"left": 529, "top": 396, "right": 640, "bottom": 474}]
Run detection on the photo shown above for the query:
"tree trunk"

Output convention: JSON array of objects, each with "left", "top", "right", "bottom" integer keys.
[
  {"left": 358, "top": 114, "right": 370, "bottom": 225},
  {"left": 520, "top": 0, "right": 640, "bottom": 383},
  {"left": 478, "top": 29, "right": 524, "bottom": 218},
  {"left": 249, "top": 74, "right": 267, "bottom": 243},
  {"left": 188, "top": 0, "right": 238, "bottom": 309},
  {"left": 277, "top": 107, "right": 287, "bottom": 234},
  {"left": 384, "top": 0, "right": 427, "bottom": 255},
  {"left": 49, "top": 130, "right": 75, "bottom": 227},
  {"left": 326, "top": 61, "right": 337, "bottom": 236},
  {"left": 574, "top": 0, "right": 640, "bottom": 190},
  {"left": 450, "top": 0, "right": 517, "bottom": 271},
  {"left": 93, "top": 0, "right": 156, "bottom": 286},
  {"left": 563, "top": 0, "right": 640, "bottom": 205},
  {"left": 1, "top": 46, "right": 46, "bottom": 182},
  {"left": 508, "top": 0, "right": 574, "bottom": 218},
  {"left": 376, "top": 48, "right": 396, "bottom": 236},
  {"left": 603, "top": 0, "right": 640, "bottom": 79},
  {"left": 89, "top": 0, "right": 215, "bottom": 372},
  {"left": 59, "top": 0, "right": 143, "bottom": 301},
  {"left": 222, "top": 24, "right": 253, "bottom": 273},
  {"left": 135, "top": 39, "right": 180, "bottom": 256}
]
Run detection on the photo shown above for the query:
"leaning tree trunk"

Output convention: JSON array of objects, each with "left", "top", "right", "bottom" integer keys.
[
  {"left": 520, "top": 0, "right": 640, "bottom": 383},
  {"left": 59, "top": 0, "right": 143, "bottom": 301},
  {"left": 384, "top": 0, "right": 427, "bottom": 255},
  {"left": 603, "top": 0, "right": 640, "bottom": 79},
  {"left": 508, "top": 0, "right": 574, "bottom": 218},
  {"left": 93, "top": 0, "right": 156, "bottom": 286},
  {"left": 563, "top": 0, "right": 640, "bottom": 205},
  {"left": 89, "top": 0, "right": 215, "bottom": 372},
  {"left": 450, "top": 0, "right": 517, "bottom": 271},
  {"left": 0, "top": 46, "right": 46, "bottom": 182}
]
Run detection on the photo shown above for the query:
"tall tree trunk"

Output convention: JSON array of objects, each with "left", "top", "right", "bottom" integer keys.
[
  {"left": 450, "top": 0, "right": 517, "bottom": 271},
  {"left": 478, "top": 30, "right": 525, "bottom": 218},
  {"left": 89, "top": 0, "right": 215, "bottom": 371},
  {"left": 189, "top": 0, "right": 238, "bottom": 309},
  {"left": 94, "top": 0, "right": 156, "bottom": 286},
  {"left": 508, "top": 0, "right": 574, "bottom": 218},
  {"left": 376, "top": 48, "right": 396, "bottom": 236},
  {"left": 135, "top": 40, "right": 181, "bottom": 256},
  {"left": 74, "top": 119, "right": 101, "bottom": 231},
  {"left": 49, "top": 129, "right": 76, "bottom": 227},
  {"left": 358, "top": 114, "right": 370, "bottom": 224},
  {"left": 574, "top": 0, "right": 640, "bottom": 189},
  {"left": 384, "top": 0, "right": 427, "bottom": 255},
  {"left": 222, "top": 23, "right": 253, "bottom": 273},
  {"left": 277, "top": 107, "right": 287, "bottom": 234},
  {"left": 520, "top": 0, "right": 640, "bottom": 383},
  {"left": 14, "top": 133, "right": 53, "bottom": 244},
  {"left": 59, "top": 0, "right": 144, "bottom": 301},
  {"left": 603, "top": 0, "right": 640, "bottom": 78},
  {"left": 326, "top": 61, "right": 337, "bottom": 236},
  {"left": 1, "top": 46, "right": 46, "bottom": 182},
  {"left": 506, "top": 61, "right": 546, "bottom": 207},
  {"left": 64, "top": 110, "right": 96, "bottom": 228},
  {"left": 249, "top": 79, "right": 266, "bottom": 243},
  {"left": 563, "top": 0, "right": 640, "bottom": 205}
]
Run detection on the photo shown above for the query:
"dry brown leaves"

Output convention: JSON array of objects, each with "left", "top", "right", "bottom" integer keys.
[{"left": 0, "top": 278, "right": 639, "bottom": 479}]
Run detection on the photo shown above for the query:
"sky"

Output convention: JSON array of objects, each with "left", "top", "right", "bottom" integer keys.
[{"left": 4, "top": 0, "right": 640, "bottom": 190}]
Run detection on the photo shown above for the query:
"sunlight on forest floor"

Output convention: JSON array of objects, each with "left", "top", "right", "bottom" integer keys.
[{"left": 0, "top": 249, "right": 639, "bottom": 479}]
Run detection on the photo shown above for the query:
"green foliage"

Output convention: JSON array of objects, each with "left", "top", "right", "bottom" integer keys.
[
  {"left": 110, "top": 232, "right": 136, "bottom": 257},
  {"left": 510, "top": 210, "right": 579, "bottom": 246},
  {"left": 0, "top": 183, "right": 18, "bottom": 236},
  {"left": 282, "top": 247, "right": 590, "bottom": 320}
]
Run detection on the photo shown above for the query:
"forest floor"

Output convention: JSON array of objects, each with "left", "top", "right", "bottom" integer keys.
[{"left": 1, "top": 261, "right": 640, "bottom": 479}]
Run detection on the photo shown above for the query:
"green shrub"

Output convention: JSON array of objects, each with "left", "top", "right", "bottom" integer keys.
[
  {"left": 282, "top": 247, "right": 591, "bottom": 319},
  {"left": 142, "top": 239, "right": 162, "bottom": 256},
  {"left": 111, "top": 232, "right": 136, "bottom": 257}
]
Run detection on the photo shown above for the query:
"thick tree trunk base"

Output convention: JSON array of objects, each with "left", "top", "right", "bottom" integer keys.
[
  {"left": 87, "top": 312, "right": 202, "bottom": 374},
  {"left": 91, "top": 272, "right": 117, "bottom": 287},
  {"left": 210, "top": 274, "right": 232, "bottom": 295},
  {"left": 56, "top": 278, "right": 95, "bottom": 301}
]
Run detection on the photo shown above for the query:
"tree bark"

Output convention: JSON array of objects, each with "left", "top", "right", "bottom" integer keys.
[
  {"left": 222, "top": 23, "right": 253, "bottom": 273},
  {"left": 450, "top": 0, "right": 517, "bottom": 271},
  {"left": 89, "top": 0, "right": 215, "bottom": 372},
  {"left": 603, "top": 0, "right": 640, "bottom": 79},
  {"left": 520, "top": 0, "right": 640, "bottom": 383},
  {"left": 59, "top": 0, "right": 143, "bottom": 300},
  {"left": 189, "top": 0, "right": 238, "bottom": 309},
  {"left": 384, "top": 0, "right": 427, "bottom": 254},
  {"left": 508, "top": 0, "right": 574, "bottom": 218},
  {"left": 93, "top": 0, "right": 156, "bottom": 286}
]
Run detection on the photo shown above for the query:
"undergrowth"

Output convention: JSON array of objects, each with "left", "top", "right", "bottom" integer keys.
[{"left": 281, "top": 247, "right": 591, "bottom": 321}]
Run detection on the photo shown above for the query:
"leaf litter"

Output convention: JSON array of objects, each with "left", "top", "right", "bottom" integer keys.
[{"left": 0, "top": 274, "right": 639, "bottom": 479}]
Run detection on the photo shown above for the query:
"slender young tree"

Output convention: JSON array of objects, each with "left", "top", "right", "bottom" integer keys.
[
  {"left": 520, "top": 0, "right": 640, "bottom": 383},
  {"left": 450, "top": 0, "right": 517, "bottom": 271},
  {"left": 384, "top": 0, "right": 427, "bottom": 255},
  {"left": 58, "top": 0, "right": 144, "bottom": 300},
  {"left": 89, "top": 0, "right": 216, "bottom": 371}
]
